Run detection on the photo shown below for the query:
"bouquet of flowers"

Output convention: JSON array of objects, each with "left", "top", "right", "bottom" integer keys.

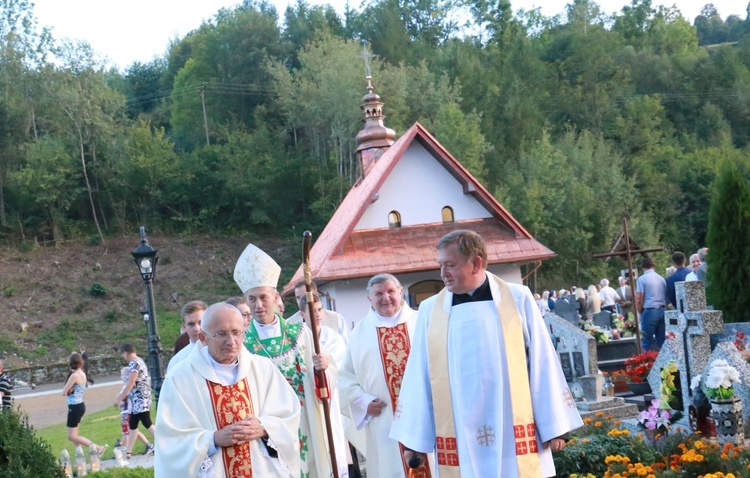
[
  {"left": 733, "top": 331, "right": 747, "bottom": 352},
  {"left": 659, "top": 360, "right": 682, "bottom": 410},
  {"left": 580, "top": 318, "right": 609, "bottom": 343},
  {"left": 638, "top": 398, "right": 683, "bottom": 430},
  {"left": 622, "top": 315, "right": 637, "bottom": 337},
  {"left": 705, "top": 359, "right": 741, "bottom": 400},
  {"left": 624, "top": 351, "right": 659, "bottom": 383}
]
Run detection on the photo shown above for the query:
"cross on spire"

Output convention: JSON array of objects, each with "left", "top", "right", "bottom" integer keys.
[{"left": 358, "top": 42, "right": 376, "bottom": 78}]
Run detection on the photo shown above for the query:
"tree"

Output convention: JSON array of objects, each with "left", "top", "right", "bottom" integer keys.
[
  {"left": 11, "top": 136, "right": 80, "bottom": 242},
  {"left": 706, "top": 159, "right": 750, "bottom": 322}
]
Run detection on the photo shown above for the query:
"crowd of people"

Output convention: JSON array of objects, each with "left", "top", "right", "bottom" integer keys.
[
  {"left": 536, "top": 247, "right": 708, "bottom": 352},
  {"left": 2, "top": 237, "right": 700, "bottom": 477},
  {"left": 149, "top": 230, "right": 583, "bottom": 477}
]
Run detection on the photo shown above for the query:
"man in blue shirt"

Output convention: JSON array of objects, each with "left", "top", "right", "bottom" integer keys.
[
  {"left": 636, "top": 256, "right": 667, "bottom": 351},
  {"left": 666, "top": 252, "right": 691, "bottom": 309}
]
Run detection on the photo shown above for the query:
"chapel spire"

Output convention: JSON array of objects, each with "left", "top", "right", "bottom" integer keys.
[{"left": 355, "top": 44, "right": 395, "bottom": 176}]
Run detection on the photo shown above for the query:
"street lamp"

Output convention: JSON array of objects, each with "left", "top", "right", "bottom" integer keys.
[{"left": 131, "top": 226, "right": 165, "bottom": 398}]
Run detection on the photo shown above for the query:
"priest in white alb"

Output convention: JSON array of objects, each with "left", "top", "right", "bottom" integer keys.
[
  {"left": 390, "top": 230, "right": 583, "bottom": 478},
  {"left": 235, "top": 243, "right": 350, "bottom": 478},
  {"left": 339, "top": 273, "right": 434, "bottom": 478},
  {"left": 155, "top": 302, "right": 301, "bottom": 477}
]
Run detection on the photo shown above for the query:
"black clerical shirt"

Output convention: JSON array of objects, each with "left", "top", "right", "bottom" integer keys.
[{"left": 451, "top": 277, "right": 493, "bottom": 306}]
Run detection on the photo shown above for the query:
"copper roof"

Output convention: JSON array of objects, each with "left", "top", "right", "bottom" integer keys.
[
  {"left": 282, "top": 122, "right": 555, "bottom": 294},
  {"left": 312, "top": 218, "right": 554, "bottom": 281}
]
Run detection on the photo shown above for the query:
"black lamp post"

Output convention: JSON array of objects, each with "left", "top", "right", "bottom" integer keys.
[{"left": 131, "top": 226, "right": 165, "bottom": 398}]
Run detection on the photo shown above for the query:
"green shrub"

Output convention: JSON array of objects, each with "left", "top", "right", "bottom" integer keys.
[
  {"left": 89, "top": 235, "right": 102, "bottom": 246},
  {"left": 3, "top": 287, "right": 13, "bottom": 298},
  {"left": 89, "top": 283, "right": 108, "bottom": 297},
  {"left": 88, "top": 467, "right": 154, "bottom": 477},
  {"left": 0, "top": 408, "right": 65, "bottom": 478}
]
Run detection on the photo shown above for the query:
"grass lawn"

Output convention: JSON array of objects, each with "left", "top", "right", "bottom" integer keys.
[{"left": 36, "top": 407, "right": 153, "bottom": 461}]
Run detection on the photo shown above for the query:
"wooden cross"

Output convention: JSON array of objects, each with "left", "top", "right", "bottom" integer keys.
[{"left": 592, "top": 217, "right": 664, "bottom": 355}]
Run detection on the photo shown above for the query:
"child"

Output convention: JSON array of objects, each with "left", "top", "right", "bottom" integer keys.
[{"left": 115, "top": 367, "right": 154, "bottom": 458}]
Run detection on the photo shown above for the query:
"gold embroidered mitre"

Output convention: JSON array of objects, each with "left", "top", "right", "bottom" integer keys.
[{"left": 234, "top": 243, "right": 281, "bottom": 293}]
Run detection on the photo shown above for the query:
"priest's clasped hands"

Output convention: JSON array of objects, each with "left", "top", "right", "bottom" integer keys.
[{"left": 213, "top": 415, "right": 268, "bottom": 447}]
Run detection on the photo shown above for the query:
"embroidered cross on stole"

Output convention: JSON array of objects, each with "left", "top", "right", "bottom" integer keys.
[
  {"left": 206, "top": 379, "right": 255, "bottom": 477},
  {"left": 427, "top": 276, "right": 542, "bottom": 478},
  {"left": 377, "top": 323, "right": 433, "bottom": 478}
]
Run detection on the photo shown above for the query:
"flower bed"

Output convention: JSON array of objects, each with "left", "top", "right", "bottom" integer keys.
[{"left": 556, "top": 414, "right": 750, "bottom": 477}]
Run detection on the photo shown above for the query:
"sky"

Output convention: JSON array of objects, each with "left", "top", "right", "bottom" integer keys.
[{"left": 31, "top": 0, "right": 748, "bottom": 71}]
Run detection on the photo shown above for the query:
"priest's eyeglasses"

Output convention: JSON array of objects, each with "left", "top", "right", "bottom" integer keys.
[{"left": 203, "top": 329, "right": 245, "bottom": 340}]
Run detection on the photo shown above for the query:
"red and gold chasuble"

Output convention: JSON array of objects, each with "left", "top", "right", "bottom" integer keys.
[
  {"left": 206, "top": 379, "right": 254, "bottom": 478},
  {"left": 377, "top": 322, "right": 432, "bottom": 478}
]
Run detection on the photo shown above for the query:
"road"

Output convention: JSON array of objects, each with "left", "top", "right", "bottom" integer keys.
[{"left": 14, "top": 374, "right": 124, "bottom": 430}]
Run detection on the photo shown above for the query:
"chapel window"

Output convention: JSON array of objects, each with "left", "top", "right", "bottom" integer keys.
[
  {"left": 388, "top": 211, "right": 402, "bottom": 229},
  {"left": 442, "top": 206, "right": 454, "bottom": 223}
]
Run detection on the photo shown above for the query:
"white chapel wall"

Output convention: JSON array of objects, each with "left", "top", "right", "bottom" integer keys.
[
  {"left": 320, "top": 262, "right": 522, "bottom": 330},
  {"left": 354, "top": 142, "right": 491, "bottom": 231}
]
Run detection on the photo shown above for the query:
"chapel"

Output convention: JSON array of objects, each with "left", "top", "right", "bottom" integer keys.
[{"left": 282, "top": 73, "right": 555, "bottom": 325}]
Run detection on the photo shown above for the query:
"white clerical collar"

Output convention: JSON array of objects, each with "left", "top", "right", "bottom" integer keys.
[
  {"left": 374, "top": 308, "right": 402, "bottom": 327},
  {"left": 253, "top": 316, "right": 281, "bottom": 340},
  {"left": 200, "top": 346, "right": 239, "bottom": 385}
]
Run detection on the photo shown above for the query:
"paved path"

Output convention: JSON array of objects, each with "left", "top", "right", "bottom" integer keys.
[
  {"left": 14, "top": 374, "right": 124, "bottom": 429},
  {"left": 14, "top": 375, "right": 155, "bottom": 470}
]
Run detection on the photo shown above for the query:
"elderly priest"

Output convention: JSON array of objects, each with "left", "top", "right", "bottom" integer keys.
[{"left": 155, "top": 302, "right": 301, "bottom": 477}]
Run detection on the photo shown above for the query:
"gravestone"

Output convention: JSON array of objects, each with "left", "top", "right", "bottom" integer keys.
[
  {"left": 648, "top": 281, "right": 724, "bottom": 428},
  {"left": 545, "top": 313, "right": 597, "bottom": 380},
  {"left": 545, "top": 313, "right": 639, "bottom": 420},
  {"left": 593, "top": 311, "right": 613, "bottom": 329},
  {"left": 554, "top": 299, "right": 580, "bottom": 326}
]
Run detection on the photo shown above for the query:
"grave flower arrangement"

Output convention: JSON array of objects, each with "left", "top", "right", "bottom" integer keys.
[
  {"left": 638, "top": 398, "right": 682, "bottom": 431},
  {"left": 612, "top": 313, "right": 637, "bottom": 337},
  {"left": 624, "top": 350, "right": 659, "bottom": 383},
  {"left": 660, "top": 360, "right": 683, "bottom": 410},
  {"left": 580, "top": 318, "right": 609, "bottom": 343},
  {"left": 704, "top": 359, "right": 741, "bottom": 401}
]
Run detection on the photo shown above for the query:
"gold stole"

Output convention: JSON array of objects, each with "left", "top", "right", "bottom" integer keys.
[
  {"left": 427, "top": 276, "right": 542, "bottom": 478},
  {"left": 206, "top": 379, "right": 254, "bottom": 478},
  {"left": 376, "top": 323, "right": 433, "bottom": 478}
]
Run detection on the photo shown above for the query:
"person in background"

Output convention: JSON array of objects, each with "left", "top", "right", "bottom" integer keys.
[
  {"left": 666, "top": 252, "right": 690, "bottom": 309},
  {"left": 80, "top": 345, "right": 94, "bottom": 386},
  {"left": 539, "top": 290, "right": 550, "bottom": 316},
  {"left": 574, "top": 287, "right": 587, "bottom": 317},
  {"left": 166, "top": 300, "right": 206, "bottom": 374},
  {"left": 586, "top": 284, "right": 601, "bottom": 316},
  {"left": 225, "top": 296, "right": 252, "bottom": 329},
  {"left": 685, "top": 253, "right": 701, "bottom": 282},
  {"left": 636, "top": 256, "right": 667, "bottom": 351},
  {"left": 0, "top": 360, "right": 12, "bottom": 410},
  {"left": 114, "top": 344, "right": 155, "bottom": 460},
  {"left": 63, "top": 352, "right": 104, "bottom": 454},
  {"left": 115, "top": 366, "right": 154, "bottom": 454}
]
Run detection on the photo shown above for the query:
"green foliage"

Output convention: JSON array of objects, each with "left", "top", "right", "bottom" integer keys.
[
  {"left": 706, "top": 159, "right": 750, "bottom": 322},
  {"left": 0, "top": 0, "right": 750, "bottom": 291},
  {"left": 3, "top": 286, "right": 13, "bottom": 297},
  {"left": 0, "top": 409, "right": 65, "bottom": 478},
  {"left": 87, "top": 468, "right": 154, "bottom": 478},
  {"left": 89, "top": 283, "right": 108, "bottom": 297},
  {"left": 554, "top": 432, "right": 655, "bottom": 476}
]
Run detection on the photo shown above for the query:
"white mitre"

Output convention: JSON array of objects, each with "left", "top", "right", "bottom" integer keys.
[{"left": 233, "top": 243, "right": 281, "bottom": 293}]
